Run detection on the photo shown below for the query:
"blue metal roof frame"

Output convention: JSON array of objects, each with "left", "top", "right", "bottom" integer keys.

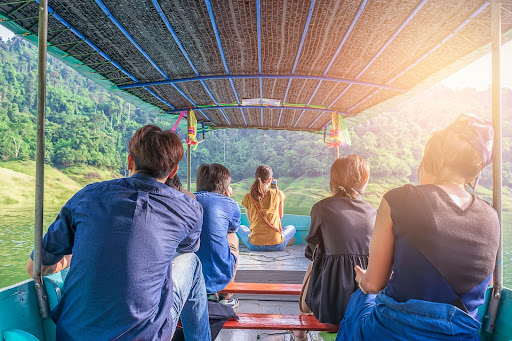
[
  {"left": 278, "top": 0, "right": 316, "bottom": 128},
  {"left": 203, "top": 0, "right": 246, "bottom": 126},
  {"left": 93, "top": 0, "right": 214, "bottom": 124},
  {"left": 1, "top": 0, "right": 511, "bottom": 131}
]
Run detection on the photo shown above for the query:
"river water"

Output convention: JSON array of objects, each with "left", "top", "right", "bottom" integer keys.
[{"left": 1, "top": 206, "right": 511, "bottom": 289}]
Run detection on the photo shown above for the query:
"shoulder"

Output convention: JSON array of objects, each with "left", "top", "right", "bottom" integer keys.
[
  {"left": 357, "top": 199, "right": 378, "bottom": 213},
  {"left": 242, "top": 192, "right": 251, "bottom": 205},
  {"left": 474, "top": 197, "right": 499, "bottom": 218},
  {"left": 383, "top": 184, "right": 419, "bottom": 205},
  {"left": 271, "top": 189, "right": 285, "bottom": 200},
  {"left": 75, "top": 178, "right": 128, "bottom": 199}
]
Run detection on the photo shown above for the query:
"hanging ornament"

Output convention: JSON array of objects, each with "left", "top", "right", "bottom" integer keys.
[
  {"left": 325, "top": 112, "right": 351, "bottom": 148},
  {"left": 186, "top": 110, "right": 198, "bottom": 149}
]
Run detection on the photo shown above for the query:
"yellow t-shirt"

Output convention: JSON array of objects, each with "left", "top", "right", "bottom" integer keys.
[{"left": 241, "top": 189, "right": 285, "bottom": 246}]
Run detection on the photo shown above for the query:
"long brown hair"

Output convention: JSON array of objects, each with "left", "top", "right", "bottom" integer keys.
[
  {"left": 250, "top": 165, "right": 273, "bottom": 201},
  {"left": 330, "top": 154, "right": 370, "bottom": 199}
]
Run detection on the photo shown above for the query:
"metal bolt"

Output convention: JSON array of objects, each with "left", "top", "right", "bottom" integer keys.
[
  {"left": 35, "top": 282, "right": 41, "bottom": 288},
  {"left": 40, "top": 308, "right": 45, "bottom": 314},
  {"left": 495, "top": 292, "right": 501, "bottom": 299}
]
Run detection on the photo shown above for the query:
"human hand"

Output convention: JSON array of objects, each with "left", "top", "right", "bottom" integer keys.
[
  {"left": 354, "top": 265, "right": 366, "bottom": 284},
  {"left": 224, "top": 186, "right": 233, "bottom": 197}
]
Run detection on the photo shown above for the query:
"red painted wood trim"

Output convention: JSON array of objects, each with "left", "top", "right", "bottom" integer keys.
[
  {"left": 223, "top": 313, "right": 339, "bottom": 332},
  {"left": 219, "top": 282, "right": 302, "bottom": 295}
]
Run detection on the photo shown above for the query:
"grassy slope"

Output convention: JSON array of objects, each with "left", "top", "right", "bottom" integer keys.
[
  {"left": 0, "top": 161, "right": 119, "bottom": 205},
  {"left": 231, "top": 176, "right": 512, "bottom": 215},
  {"left": 1, "top": 161, "right": 511, "bottom": 213}
]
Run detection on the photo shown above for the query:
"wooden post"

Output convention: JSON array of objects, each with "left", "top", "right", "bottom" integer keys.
[
  {"left": 33, "top": 0, "right": 50, "bottom": 319},
  {"left": 485, "top": 0, "right": 502, "bottom": 333}
]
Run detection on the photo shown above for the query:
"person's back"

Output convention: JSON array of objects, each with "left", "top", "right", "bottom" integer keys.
[
  {"left": 52, "top": 175, "right": 202, "bottom": 339},
  {"left": 242, "top": 188, "right": 284, "bottom": 245},
  {"left": 304, "top": 155, "right": 376, "bottom": 325},
  {"left": 239, "top": 165, "right": 296, "bottom": 251},
  {"left": 337, "top": 114, "right": 499, "bottom": 341},
  {"left": 26, "top": 125, "right": 211, "bottom": 340},
  {"left": 383, "top": 184, "right": 498, "bottom": 318},
  {"left": 194, "top": 163, "right": 241, "bottom": 307}
]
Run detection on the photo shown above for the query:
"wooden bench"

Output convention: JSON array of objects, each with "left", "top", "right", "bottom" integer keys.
[
  {"left": 223, "top": 313, "right": 339, "bottom": 332},
  {"left": 218, "top": 282, "right": 339, "bottom": 333},
  {"left": 219, "top": 282, "right": 302, "bottom": 295}
]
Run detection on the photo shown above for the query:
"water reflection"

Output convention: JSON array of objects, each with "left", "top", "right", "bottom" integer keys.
[{"left": 0, "top": 205, "right": 61, "bottom": 288}]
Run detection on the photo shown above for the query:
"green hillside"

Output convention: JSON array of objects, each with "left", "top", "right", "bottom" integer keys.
[
  {"left": 2, "top": 160, "right": 511, "bottom": 214},
  {"left": 0, "top": 161, "right": 119, "bottom": 205}
]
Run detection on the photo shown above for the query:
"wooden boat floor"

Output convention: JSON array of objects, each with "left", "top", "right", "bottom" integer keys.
[
  {"left": 215, "top": 245, "right": 338, "bottom": 340},
  {"left": 236, "top": 244, "right": 309, "bottom": 285}
]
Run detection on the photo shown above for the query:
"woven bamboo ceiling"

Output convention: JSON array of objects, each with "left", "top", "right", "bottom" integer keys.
[{"left": 1, "top": 0, "right": 512, "bottom": 131}]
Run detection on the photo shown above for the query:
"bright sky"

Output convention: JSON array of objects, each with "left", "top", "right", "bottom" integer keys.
[{"left": 0, "top": 25, "right": 511, "bottom": 90}]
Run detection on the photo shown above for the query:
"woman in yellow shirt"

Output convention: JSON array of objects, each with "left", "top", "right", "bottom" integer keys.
[{"left": 239, "top": 165, "right": 296, "bottom": 251}]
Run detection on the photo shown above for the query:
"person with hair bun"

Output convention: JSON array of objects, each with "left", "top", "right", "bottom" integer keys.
[
  {"left": 302, "top": 154, "right": 376, "bottom": 325},
  {"left": 239, "top": 165, "right": 296, "bottom": 251},
  {"left": 337, "top": 114, "right": 499, "bottom": 341}
]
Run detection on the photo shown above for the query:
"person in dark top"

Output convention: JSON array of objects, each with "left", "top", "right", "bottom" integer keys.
[
  {"left": 25, "top": 125, "right": 211, "bottom": 341},
  {"left": 194, "top": 164, "right": 241, "bottom": 309},
  {"left": 337, "top": 113, "right": 499, "bottom": 341},
  {"left": 304, "top": 154, "right": 376, "bottom": 325}
]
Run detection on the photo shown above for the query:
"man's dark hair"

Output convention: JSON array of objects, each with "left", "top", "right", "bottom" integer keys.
[
  {"left": 196, "top": 163, "right": 231, "bottom": 193},
  {"left": 128, "top": 125, "right": 184, "bottom": 179}
]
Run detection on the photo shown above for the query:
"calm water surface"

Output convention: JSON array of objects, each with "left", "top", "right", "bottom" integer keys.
[{"left": 1, "top": 206, "right": 512, "bottom": 289}]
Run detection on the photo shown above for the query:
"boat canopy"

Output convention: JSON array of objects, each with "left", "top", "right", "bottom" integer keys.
[{"left": 1, "top": 0, "right": 512, "bottom": 131}]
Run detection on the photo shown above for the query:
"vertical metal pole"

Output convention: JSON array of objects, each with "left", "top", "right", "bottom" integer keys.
[
  {"left": 485, "top": 0, "right": 502, "bottom": 333},
  {"left": 187, "top": 111, "right": 191, "bottom": 192},
  {"left": 33, "top": 0, "right": 50, "bottom": 319},
  {"left": 335, "top": 146, "right": 340, "bottom": 160}
]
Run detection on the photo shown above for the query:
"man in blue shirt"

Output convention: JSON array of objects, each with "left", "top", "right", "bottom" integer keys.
[
  {"left": 194, "top": 164, "right": 241, "bottom": 308},
  {"left": 26, "top": 125, "right": 211, "bottom": 340}
]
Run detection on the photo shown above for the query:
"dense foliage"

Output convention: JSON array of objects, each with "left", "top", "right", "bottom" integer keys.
[
  {"left": 0, "top": 38, "right": 154, "bottom": 172},
  {"left": 1, "top": 37, "right": 511, "bottom": 188},
  {"left": 184, "top": 87, "right": 512, "bottom": 189}
]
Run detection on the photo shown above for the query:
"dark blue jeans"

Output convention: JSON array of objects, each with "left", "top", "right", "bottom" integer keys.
[{"left": 238, "top": 225, "right": 296, "bottom": 251}]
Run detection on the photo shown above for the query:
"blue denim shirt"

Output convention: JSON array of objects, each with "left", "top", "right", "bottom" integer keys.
[
  {"left": 32, "top": 173, "right": 203, "bottom": 340},
  {"left": 194, "top": 191, "right": 241, "bottom": 293}
]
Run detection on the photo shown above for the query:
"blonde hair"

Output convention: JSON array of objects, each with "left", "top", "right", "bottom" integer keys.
[
  {"left": 418, "top": 129, "right": 483, "bottom": 184},
  {"left": 330, "top": 154, "right": 370, "bottom": 199}
]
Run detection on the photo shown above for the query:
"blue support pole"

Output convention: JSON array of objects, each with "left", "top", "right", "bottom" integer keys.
[
  {"left": 256, "top": 0, "right": 263, "bottom": 126},
  {"left": 204, "top": 0, "right": 246, "bottom": 125},
  {"left": 118, "top": 74, "right": 405, "bottom": 91},
  {"left": 305, "top": 0, "right": 368, "bottom": 129},
  {"left": 152, "top": 0, "right": 229, "bottom": 125},
  {"left": 34, "top": 0, "right": 176, "bottom": 111},
  {"left": 278, "top": 0, "right": 316, "bottom": 127},
  {"left": 94, "top": 0, "right": 213, "bottom": 123},
  {"left": 326, "top": 0, "right": 428, "bottom": 110}
]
